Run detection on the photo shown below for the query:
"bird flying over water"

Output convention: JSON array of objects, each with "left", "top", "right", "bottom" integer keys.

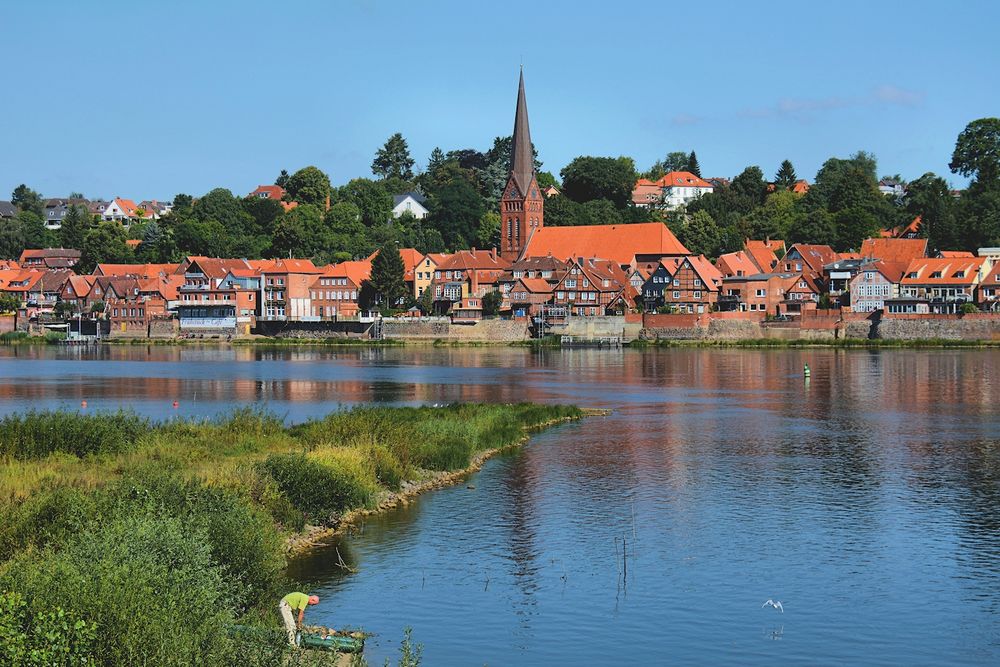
[{"left": 762, "top": 599, "right": 784, "bottom": 613}]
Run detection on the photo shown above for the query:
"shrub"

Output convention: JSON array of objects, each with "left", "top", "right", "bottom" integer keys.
[
  {"left": 101, "top": 469, "right": 286, "bottom": 609},
  {"left": 367, "top": 445, "right": 406, "bottom": 489},
  {"left": 0, "top": 592, "right": 97, "bottom": 666},
  {"left": 0, "top": 486, "right": 98, "bottom": 562},
  {"left": 0, "top": 410, "right": 149, "bottom": 460},
  {"left": 1, "top": 514, "right": 238, "bottom": 666},
  {"left": 259, "top": 453, "right": 374, "bottom": 524}
]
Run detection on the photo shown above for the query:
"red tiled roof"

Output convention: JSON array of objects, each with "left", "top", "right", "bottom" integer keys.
[
  {"left": 685, "top": 255, "right": 724, "bottom": 289},
  {"left": 519, "top": 278, "right": 553, "bottom": 293},
  {"left": 250, "top": 185, "right": 286, "bottom": 200},
  {"left": 323, "top": 260, "right": 372, "bottom": 287},
  {"left": 785, "top": 244, "right": 839, "bottom": 274},
  {"left": 437, "top": 249, "right": 510, "bottom": 271},
  {"left": 791, "top": 180, "right": 810, "bottom": 194},
  {"left": 938, "top": 250, "right": 974, "bottom": 258},
  {"left": 859, "top": 238, "right": 928, "bottom": 263},
  {"left": 652, "top": 171, "right": 714, "bottom": 189},
  {"left": 901, "top": 257, "right": 987, "bottom": 285},
  {"left": 522, "top": 222, "right": 689, "bottom": 265},
  {"left": 744, "top": 240, "right": 783, "bottom": 272},
  {"left": 716, "top": 251, "right": 758, "bottom": 278}
]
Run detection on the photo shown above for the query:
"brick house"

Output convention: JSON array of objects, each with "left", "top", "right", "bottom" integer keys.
[
  {"left": 432, "top": 248, "right": 510, "bottom": 312},
  {"left": 897, "top": 257, "right": 991, "bottom": 313},
  {"left": 849, "top": 261, "right": 908, "bottom": 313},
  {"left": 308, "top": 260, "right": 371, "bottom": 320},
  {"left": 507, "top": 277, "right": 554, "bottom": 318},
  {"left": 550, "top": 257, "right": 630, "bottom": 317},
  {"left": 658, "top": 255, "right": 723, "bottom": 314}
]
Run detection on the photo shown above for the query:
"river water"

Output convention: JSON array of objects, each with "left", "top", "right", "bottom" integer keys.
[{"left": 2, "top": 345, "right": 999, "bottom": 665}]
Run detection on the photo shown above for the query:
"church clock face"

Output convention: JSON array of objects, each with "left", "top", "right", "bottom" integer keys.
[{"left": 508, "top": 184, "right": 520, "bottom": 199}]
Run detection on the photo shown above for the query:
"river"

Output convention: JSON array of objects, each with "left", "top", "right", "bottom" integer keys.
[{"left": 2, "top": 345, "right": 999, "bottom": 665}]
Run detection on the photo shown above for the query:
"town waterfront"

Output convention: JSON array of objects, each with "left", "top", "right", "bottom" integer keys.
[{"left": 2, "top": 345, "right": 999, "bottom": 664}]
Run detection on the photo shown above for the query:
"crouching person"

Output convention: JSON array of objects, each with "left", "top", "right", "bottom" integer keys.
[{"left": 279, "top": 591, "right": 320, "bottom": 646}]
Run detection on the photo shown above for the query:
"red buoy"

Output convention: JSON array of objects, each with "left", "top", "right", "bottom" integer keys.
[
  {"left": 81, "top": 400, "right": 87, "bottom": 408},
  {"left": 172, "top": 400, "right": 179, "bottom": 409}
]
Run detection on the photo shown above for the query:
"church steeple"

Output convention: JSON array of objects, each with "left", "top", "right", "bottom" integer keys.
[
  {"left": 510, "top": 68, "right": 533, "bottom": 192},
  {"left": 500, "top": 68, "right": 543, "bottom": 261}
]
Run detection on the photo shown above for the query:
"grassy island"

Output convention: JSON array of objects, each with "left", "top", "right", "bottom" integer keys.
[{"left": 0, "top": 403, "right": 583, "bottom": 666}]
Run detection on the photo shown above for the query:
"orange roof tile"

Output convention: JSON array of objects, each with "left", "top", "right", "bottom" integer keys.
[
  {"left": 653, "top": 171, "right": 714, "bottom": 189},
  {"left": 744, "top": 240, "right": 782, "bottom": 272},
  {"left": 716, "top": 251, "right": 759, "bottom": 278},
  {"left": 901, "top": 257, "right": 988, "bottom": 285},
  {"left": 518, "top": 278, "right": 553, "bottom": 293},
  {"left": 859, "top": 238, "right": 928, "bottom": 263},
  {"left": 685, "top": 255, "right": 724, "bottom": 289},
  {"left": 250, "top": 185, "right": 286, "bottom": 200},
  {"left": 522, "top": 222, "right": 688, "bottom": 265},
  {"left": 938, "top": 250, "right": 974, "bottom": 258}
]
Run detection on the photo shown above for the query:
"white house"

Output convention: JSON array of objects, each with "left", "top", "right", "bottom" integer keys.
[
  {"left": 632, "top": 172, "right": 713, "bottom": 210},
  {"left": 392, "top": 192, "right": 429, "bottom": 220},
  {"left": 102, "top": 198, "right": 156, "bottom": 225}
]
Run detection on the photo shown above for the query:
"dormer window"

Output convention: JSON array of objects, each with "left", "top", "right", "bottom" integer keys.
[
  {"left": 930, "top": 271, "right": 943, "bottom": 278},
  {"left": 955, "top": 270, "right": 965, "bottom": 278}
]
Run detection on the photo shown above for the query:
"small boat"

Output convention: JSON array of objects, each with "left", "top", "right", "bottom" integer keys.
[{"left": 299, "top": 631, "right": 365, "bottom": 653}]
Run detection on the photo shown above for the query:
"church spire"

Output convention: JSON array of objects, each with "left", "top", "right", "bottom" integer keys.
[{"left": 510, "top": 67, "right": 533, "bottom": 191}]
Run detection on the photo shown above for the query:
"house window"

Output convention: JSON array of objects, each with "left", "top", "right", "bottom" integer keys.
[
  {"left": 694, "top": 278, "right": 702, "bottom": 287},
  {"left": 694, "top": 290, "right": 702, "bottom": 298},
  {"left": 756, "top": 289, "right": 766, "bottom": 297},
  {"left": 672, "top": 291, "right": 680, "bottom": 299}
]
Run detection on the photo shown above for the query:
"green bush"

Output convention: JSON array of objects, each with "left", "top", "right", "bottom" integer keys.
[
  {"left": 0, "top": 591, "right": 97, "bottom": 666},
  {"left": 101, "top": 470, "right": 286, "bottom": 609},
  {"left": 0, "top": 486, "right": 98, "bottom": 562},
  {"left": 0, "top": 410, "right": 150, "bottom": 460},
  {"left": 1, "top": 514, "right": 238, "bottom": 666},
  {"left": 367, "top": 445, "right": 406, "bottom": 489},
  {"left": 259, "top": 453, "right": 374, "bottom": 524}
]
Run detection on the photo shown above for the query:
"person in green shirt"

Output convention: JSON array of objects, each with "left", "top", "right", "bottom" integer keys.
[{"left": 279, "top": 591, "right": 320, "bottom": 645}]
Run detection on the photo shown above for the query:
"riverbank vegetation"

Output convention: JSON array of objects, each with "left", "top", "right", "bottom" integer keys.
[
  {"left": 627, "top": 337, "right": 1000, "bottom": 349},
  {"left": 0, "top": 403, "right": 581, "bottom": 665}
]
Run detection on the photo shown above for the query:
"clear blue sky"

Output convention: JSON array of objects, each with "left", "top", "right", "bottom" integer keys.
[{"left": 4, "top": 0, "right": 998, "bottom": 201}]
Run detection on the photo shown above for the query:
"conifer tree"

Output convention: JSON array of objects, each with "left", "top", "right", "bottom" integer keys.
[
  {"left": 686, "top": 151, "right": 701, "bottom": 177},
  {"left": 775, "top": 160, "right": 797, "bottom": 190},
  {"left": 368, "top": 242, "right": 407, "bottom": 309}
]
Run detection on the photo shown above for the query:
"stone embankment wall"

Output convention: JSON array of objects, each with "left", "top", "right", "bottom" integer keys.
[
  {"left": 255, "top": 320, "right": 373, "bottom": 339},
  {"left": 382, "top": 319, "right": 529, "bottom": 342},
  {"left": 875, "top": 314, "right": 1000, "bottom": 341},
  {"left": 639, "top": 311, "right": 1000, "bottom": 342}
]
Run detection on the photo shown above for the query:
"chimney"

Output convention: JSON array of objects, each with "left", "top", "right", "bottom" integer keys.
[
  {"left": 491, "top": 247, "right": 497, "bottom": 260},
  {"left": 471, "top": 247, "right": 477, "bottom": 257}
]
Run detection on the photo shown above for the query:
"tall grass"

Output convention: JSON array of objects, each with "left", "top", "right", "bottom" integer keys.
[{"left": 0, "top": 403, "right": 581, "bottom": 666}]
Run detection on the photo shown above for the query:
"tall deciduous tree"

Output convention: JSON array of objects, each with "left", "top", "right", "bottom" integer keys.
[
  {"left": 80, "top": 221, "right": 132, "bottom": 272},
  {"left": 680, "top": 210, "right": 722, "bottom": 258},
  {"left": 950, "top": 118, "right": 1000, "bottom": 183},
  {"left": 644, "top": 152, "right": 690, "bottom": 180},
  {"left": 336, "top": 178, "right": 393, "bottom": 226},
  {"left": 368, "top": 242, "right": 408, "bottom": 309},
  {"left": 11, "top": 184, "right": 43, "bottom": 218},
  {"left": 270, "top": 204, "right": 327, "bottom": 258},
  {"left": 905, "top": 172, "right": 958, "bottom": 251},
  {"left": 774, "top": 160, "right": 797, "bottom": 189},
  {"left": 372, "top": 133, "right": 416, "bottom": 181},
  {"left": 427, "top": 177, "right": 485, "bottom": 249},
  {"left": 284, "top": 166, "right": 331, "bottom": 209},
  {"left": 560, "top": 156, "right": 637, "bottom": 208}
]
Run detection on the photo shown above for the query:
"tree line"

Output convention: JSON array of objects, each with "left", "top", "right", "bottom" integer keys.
[{"left": 2, "top": 118, "right": 998, "bottom": 271}]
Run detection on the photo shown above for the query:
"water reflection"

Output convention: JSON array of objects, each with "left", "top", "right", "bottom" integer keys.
[{"left": 2, "top": 346, "right": 1000, "bottom": 664}]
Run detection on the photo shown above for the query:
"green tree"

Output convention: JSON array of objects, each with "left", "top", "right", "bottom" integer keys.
[
  {"left": 427, "top": 178, "right": 484, "bottom": 249},
  {"left": 368, "top": 242, "right": 408, "bottom": 309},
  {"left": 536, "top": 171, "right": 558, "bottom": 189},
  {"left": 372, "top": 132, "right": 416, "bottom": 181},
  {"left": 173, "top": 218, "right": 229, "bottom": 257},
  {"left": 0, "top": 293, "right": 20, "bottom": 314},
  {"left": 336, "top": 178, "right": 393, "bottom": 226},
  {"left": 284, "top": 166, "right": 331, "bottom": 208},
  {"left": 17, "top": 211, "right": 54, "bottom": 249},
  {"left": 426, "top": 147, "right": 446, "bottom": 174},
  {"left": 482, "top": 290, "right": 503, "bottom": 317},
  {"left": 270, "top": 204, "right": 327, "bottom": 258},
  {"left": 686, "top": 151, "right": 701, "bottom": 177},
  {"left": 680, "top": 210, "right": 722, "bottom": 257},
  {"left": 835, "top": 206, "right": 880, "bottom": 250},
  {"left": 275, "top": 169, "right": 290, "bottom": 188},
  {"left": 0, "top": 220, "right": 25, "bottom": 260},
  {"left": 476, "top": 211, "right": 501, "bottom": 249},
  {"left": 644, "top": 151, "right": 689, "bottom": 180},
  {"left": 950, "top": 118, "right": 1000, "bottom": 183},
  {"left": 745, "top": 190, "right": 803, "bottom": 240},
  {"left": 774, "top": 160, "right": 797, "bottom": 190},
  {"left": 789, "top": 209, "right": 837, "bottom": 246},
  {"left": 61, "top": 204, "right": 93, "bottom": 249},
  {"left": 80, "top": 221, "right": 132, "bottom": 272},
  {"left": 905, "top": 172, "right": 959, "bottom": 251},
  {"left": 10, "top": 184, "right": 43, "bottom": 218},
  {"left": 956, "top": 180, "right": 1000, "bottom": 249},
  {"left": 560, "top": 156, "right": 637, "bottom": 208},
  {"left": 194, "top": 188, "right": 250, "bottom": 234}
]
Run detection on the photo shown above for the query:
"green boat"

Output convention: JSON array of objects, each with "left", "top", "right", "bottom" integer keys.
[
  {"left": 299, "top": 632, "right": 365, "bottom": 653},
  {"left": 228, "top": 625, "right": 365, "bottom": 654}
]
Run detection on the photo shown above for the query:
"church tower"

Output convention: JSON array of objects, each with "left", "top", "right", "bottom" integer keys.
[{"left": 500, "top": 69, "right": 543, "bottom": 260}]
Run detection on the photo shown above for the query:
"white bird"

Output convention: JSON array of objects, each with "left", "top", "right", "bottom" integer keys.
[{"left": 762, "top": 599, "right": 784, "bottom": 613}]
